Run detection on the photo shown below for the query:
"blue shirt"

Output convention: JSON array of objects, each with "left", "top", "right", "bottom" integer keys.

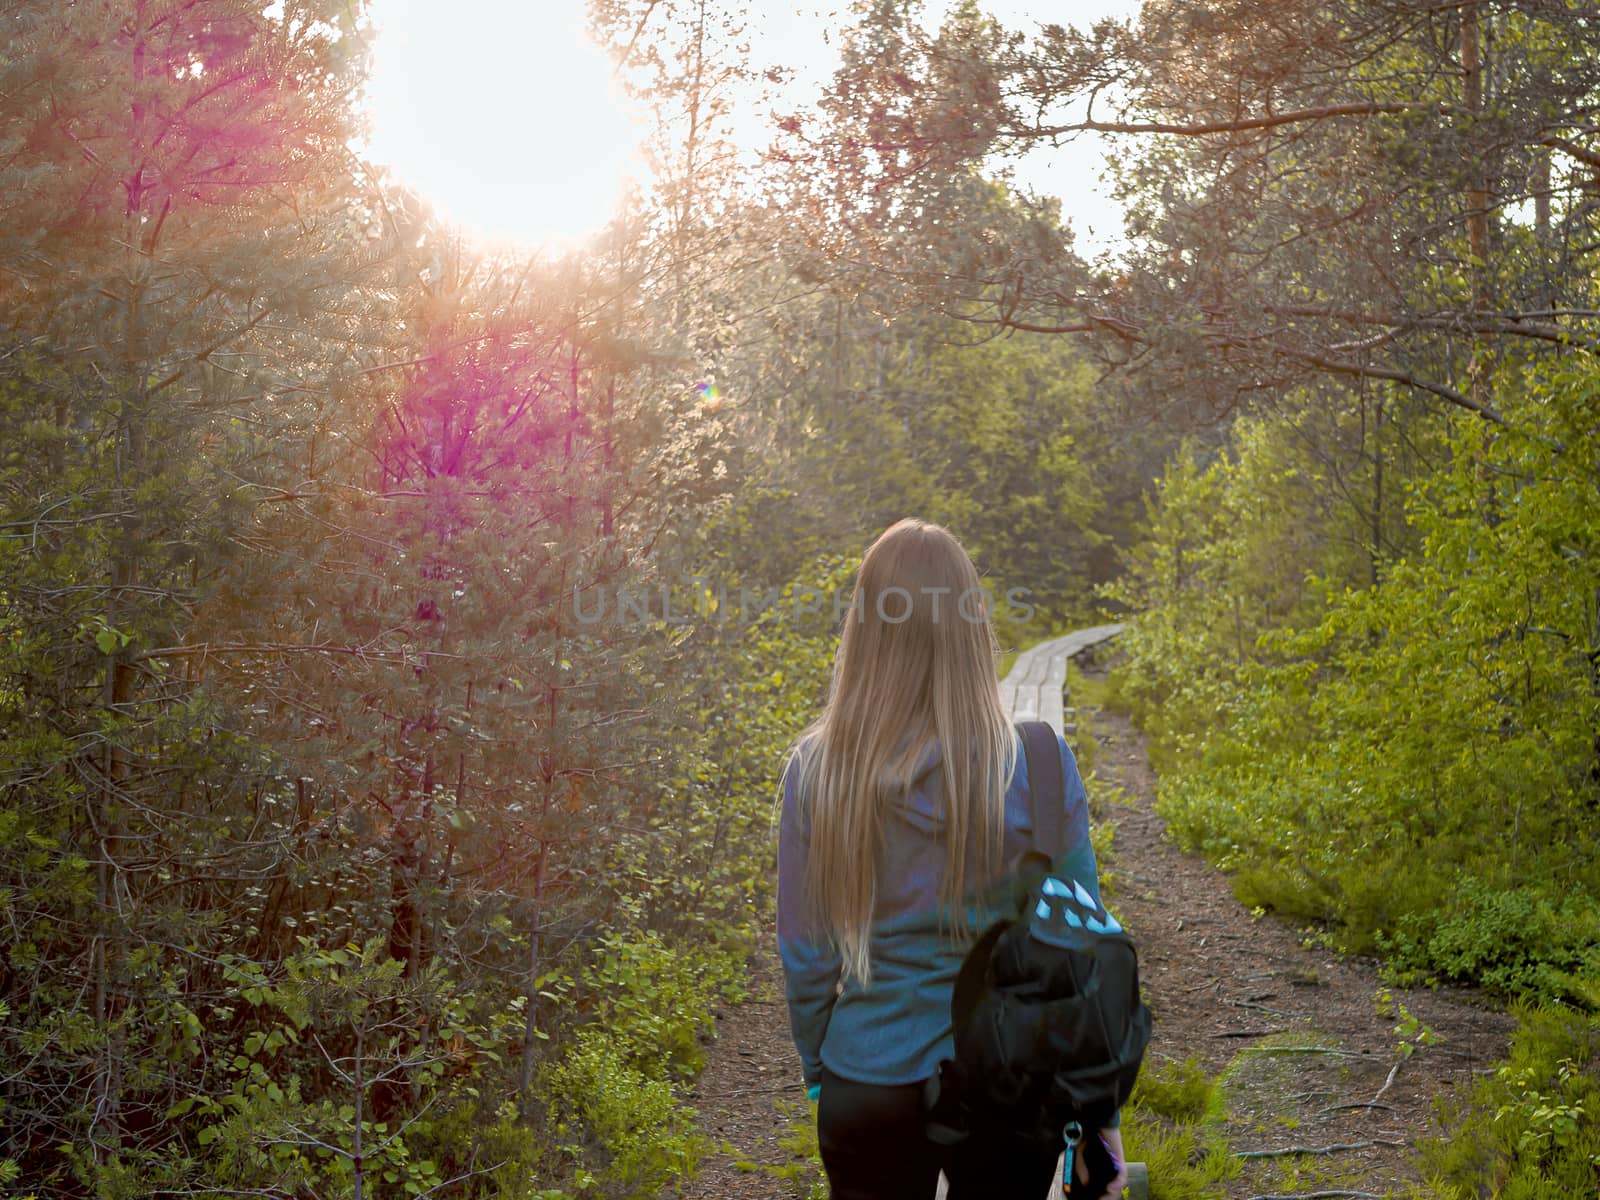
[{"left": 776, "top": 724, "right": 1107, "bottom": 1094}]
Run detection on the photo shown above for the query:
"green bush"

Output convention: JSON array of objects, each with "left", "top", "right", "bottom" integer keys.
[
  {"left": 542, "top": 1028, "right": 704, "bottom": 1199},
  {"left": 1409, "top": 1003, "right": 1600, "bottom": 1200},
  {"left": 1382, "top": 877, "right": 1600, "bottom": 1004},
  {"left": 403, "top": 1097, "right": 548, "bottom": 1199},
  {"left": 581, "top": 931, "right": 747, "bottom": 1081},
  {"left": 531, "top": 931, "right": 749, "bottom": 1196},
  {"left": 1106, "top": 361, "right": 1600, "bottom": 1001}
]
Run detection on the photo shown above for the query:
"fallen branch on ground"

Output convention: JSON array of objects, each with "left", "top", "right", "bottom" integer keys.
[
  {"left": 1237, "top": 1139, "right": 1405, "bottom": 1159},
  {"left": 1319, "top": 1102, "right": 1397, "bottom": 1114},
  {"left": 1370, "top": 1060, "right": 1402, "bottom": 1106},
  {"left": 1232, "top": 1000, "right": 1307, "bottom": 1017},
  {"left": 693, "top": 1082, "right": 806, "bottom": 1100}
]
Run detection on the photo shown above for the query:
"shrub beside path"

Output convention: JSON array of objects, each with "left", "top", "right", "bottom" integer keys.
[{"left": 683, "top": 630, "right": 1513, "bottom": 1199}]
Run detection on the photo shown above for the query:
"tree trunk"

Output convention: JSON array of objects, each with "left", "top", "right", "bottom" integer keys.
[{"left": 1460, "top": 2, "right": 1492, "bottom": 404}]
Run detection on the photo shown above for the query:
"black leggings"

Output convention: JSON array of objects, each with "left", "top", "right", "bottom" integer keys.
[{"left": 815, "top": 1066, "right": 1060, "bottom": 1200}]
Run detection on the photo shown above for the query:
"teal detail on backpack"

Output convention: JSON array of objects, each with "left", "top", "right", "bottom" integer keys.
[{"left": 1031, "top": 876, "right": 1125, "bottom": 947}]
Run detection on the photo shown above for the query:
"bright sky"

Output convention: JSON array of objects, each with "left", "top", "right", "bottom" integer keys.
[
  {"left": 362, "top": 0, "right": 1143, "bottom": 257},
  {"left": 362, "top": 0, "right": 648, "bottom": 250}
]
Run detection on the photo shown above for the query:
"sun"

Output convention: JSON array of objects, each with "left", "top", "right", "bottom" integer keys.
[{"left": 362, "top": 0, "right": 647, "bottom": 250}]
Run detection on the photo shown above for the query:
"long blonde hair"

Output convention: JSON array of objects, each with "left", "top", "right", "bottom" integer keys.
[{"left": 787, "top": 519, "right": 1018, "bottom": 986}]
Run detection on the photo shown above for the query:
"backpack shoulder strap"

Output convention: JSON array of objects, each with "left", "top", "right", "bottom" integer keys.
[
  {"left": 1017, "top": 719, "right": 1064, "bottom": 864},
  {"left": 949, "top": 722, "right": 1066, "bottom": 1042}
]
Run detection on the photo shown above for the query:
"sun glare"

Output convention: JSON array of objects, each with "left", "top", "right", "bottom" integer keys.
[{"left": 362, "top": 0, "right": 647, "bottom": 250}]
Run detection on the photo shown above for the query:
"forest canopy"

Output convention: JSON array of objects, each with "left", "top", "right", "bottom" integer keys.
[{"left": 1, "top": 1, "right": 1596, "bottom": 1197}]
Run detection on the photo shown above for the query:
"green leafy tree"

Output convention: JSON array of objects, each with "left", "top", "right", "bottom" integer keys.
[
  {"left": 776, "top": 1, "right": 1600, "bottom": 428},
  {"left": 0, "top": 0, "right": 393, "bottom": 1188}
]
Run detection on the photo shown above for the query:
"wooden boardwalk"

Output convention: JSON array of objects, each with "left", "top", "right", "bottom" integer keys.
[
  {"left": 999, "top": 622, "right": 1125, "bottom": 732},
  {"left": 934, "top": 622, "right": 1126, "bottom": 1200}
]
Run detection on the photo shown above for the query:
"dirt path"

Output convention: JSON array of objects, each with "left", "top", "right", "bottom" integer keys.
[
  {"left": 684, "top": 952, "right": 807, "bottom": 1200},
  {"left": 684, "top": 660, "right": 1513, "bottom": 1199}
]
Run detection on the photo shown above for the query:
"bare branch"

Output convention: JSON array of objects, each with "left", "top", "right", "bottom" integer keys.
[{"left": 1021, "top": 101, "right": 1429, "bottom": 139}]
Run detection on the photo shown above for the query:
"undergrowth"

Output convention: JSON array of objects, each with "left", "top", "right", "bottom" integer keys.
[
  {"left": 538, "top": 933, "right": 748, "bottom": 1198},
  {"left": 1066, "top": 659, "right": 1117, "bottom": 713},
  {"left": 1404, "top": 1003, "right": 1600, "bottom": 1200},
  {"left": 764, "top": 1095, "right": 827, "bottom": 1200},
  {"left": 1121, "top": 1054, "right": 1240, "bottom": 1200}
]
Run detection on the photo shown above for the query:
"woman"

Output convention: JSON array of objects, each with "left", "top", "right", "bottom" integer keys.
[{"left": 777, "top": 519, "right": 1126, "bottom": 1200}]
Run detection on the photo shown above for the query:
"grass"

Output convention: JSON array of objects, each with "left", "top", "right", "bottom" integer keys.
[
  {"left": 1130, "top": 1055, "right": 1214, "bottom": 1123},
  {"left": 760, "top": 1096, "right": 827, "bottom": 1200},
  {"left": 1121, "top": 1054, "right": 1241, "bottom": 1199},
  {"left": 1066, "top": 658, "right": 1114, "bottom": 710},
  {"left": 1403, "top": 1003, "right": 1600, "bottom": 1200},
  {"left": 1090, "top": 816, "right": 1119, "bottom": 899}
]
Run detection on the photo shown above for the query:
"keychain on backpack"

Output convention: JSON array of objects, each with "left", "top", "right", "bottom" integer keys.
[{"left": 1061, "top": 1120, "right": 1081, "bottom": 1198}]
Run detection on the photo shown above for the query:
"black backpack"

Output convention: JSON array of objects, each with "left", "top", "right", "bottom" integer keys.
[{"left": 925, "top": 720, "right": 1152, "bottom": 1152}]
